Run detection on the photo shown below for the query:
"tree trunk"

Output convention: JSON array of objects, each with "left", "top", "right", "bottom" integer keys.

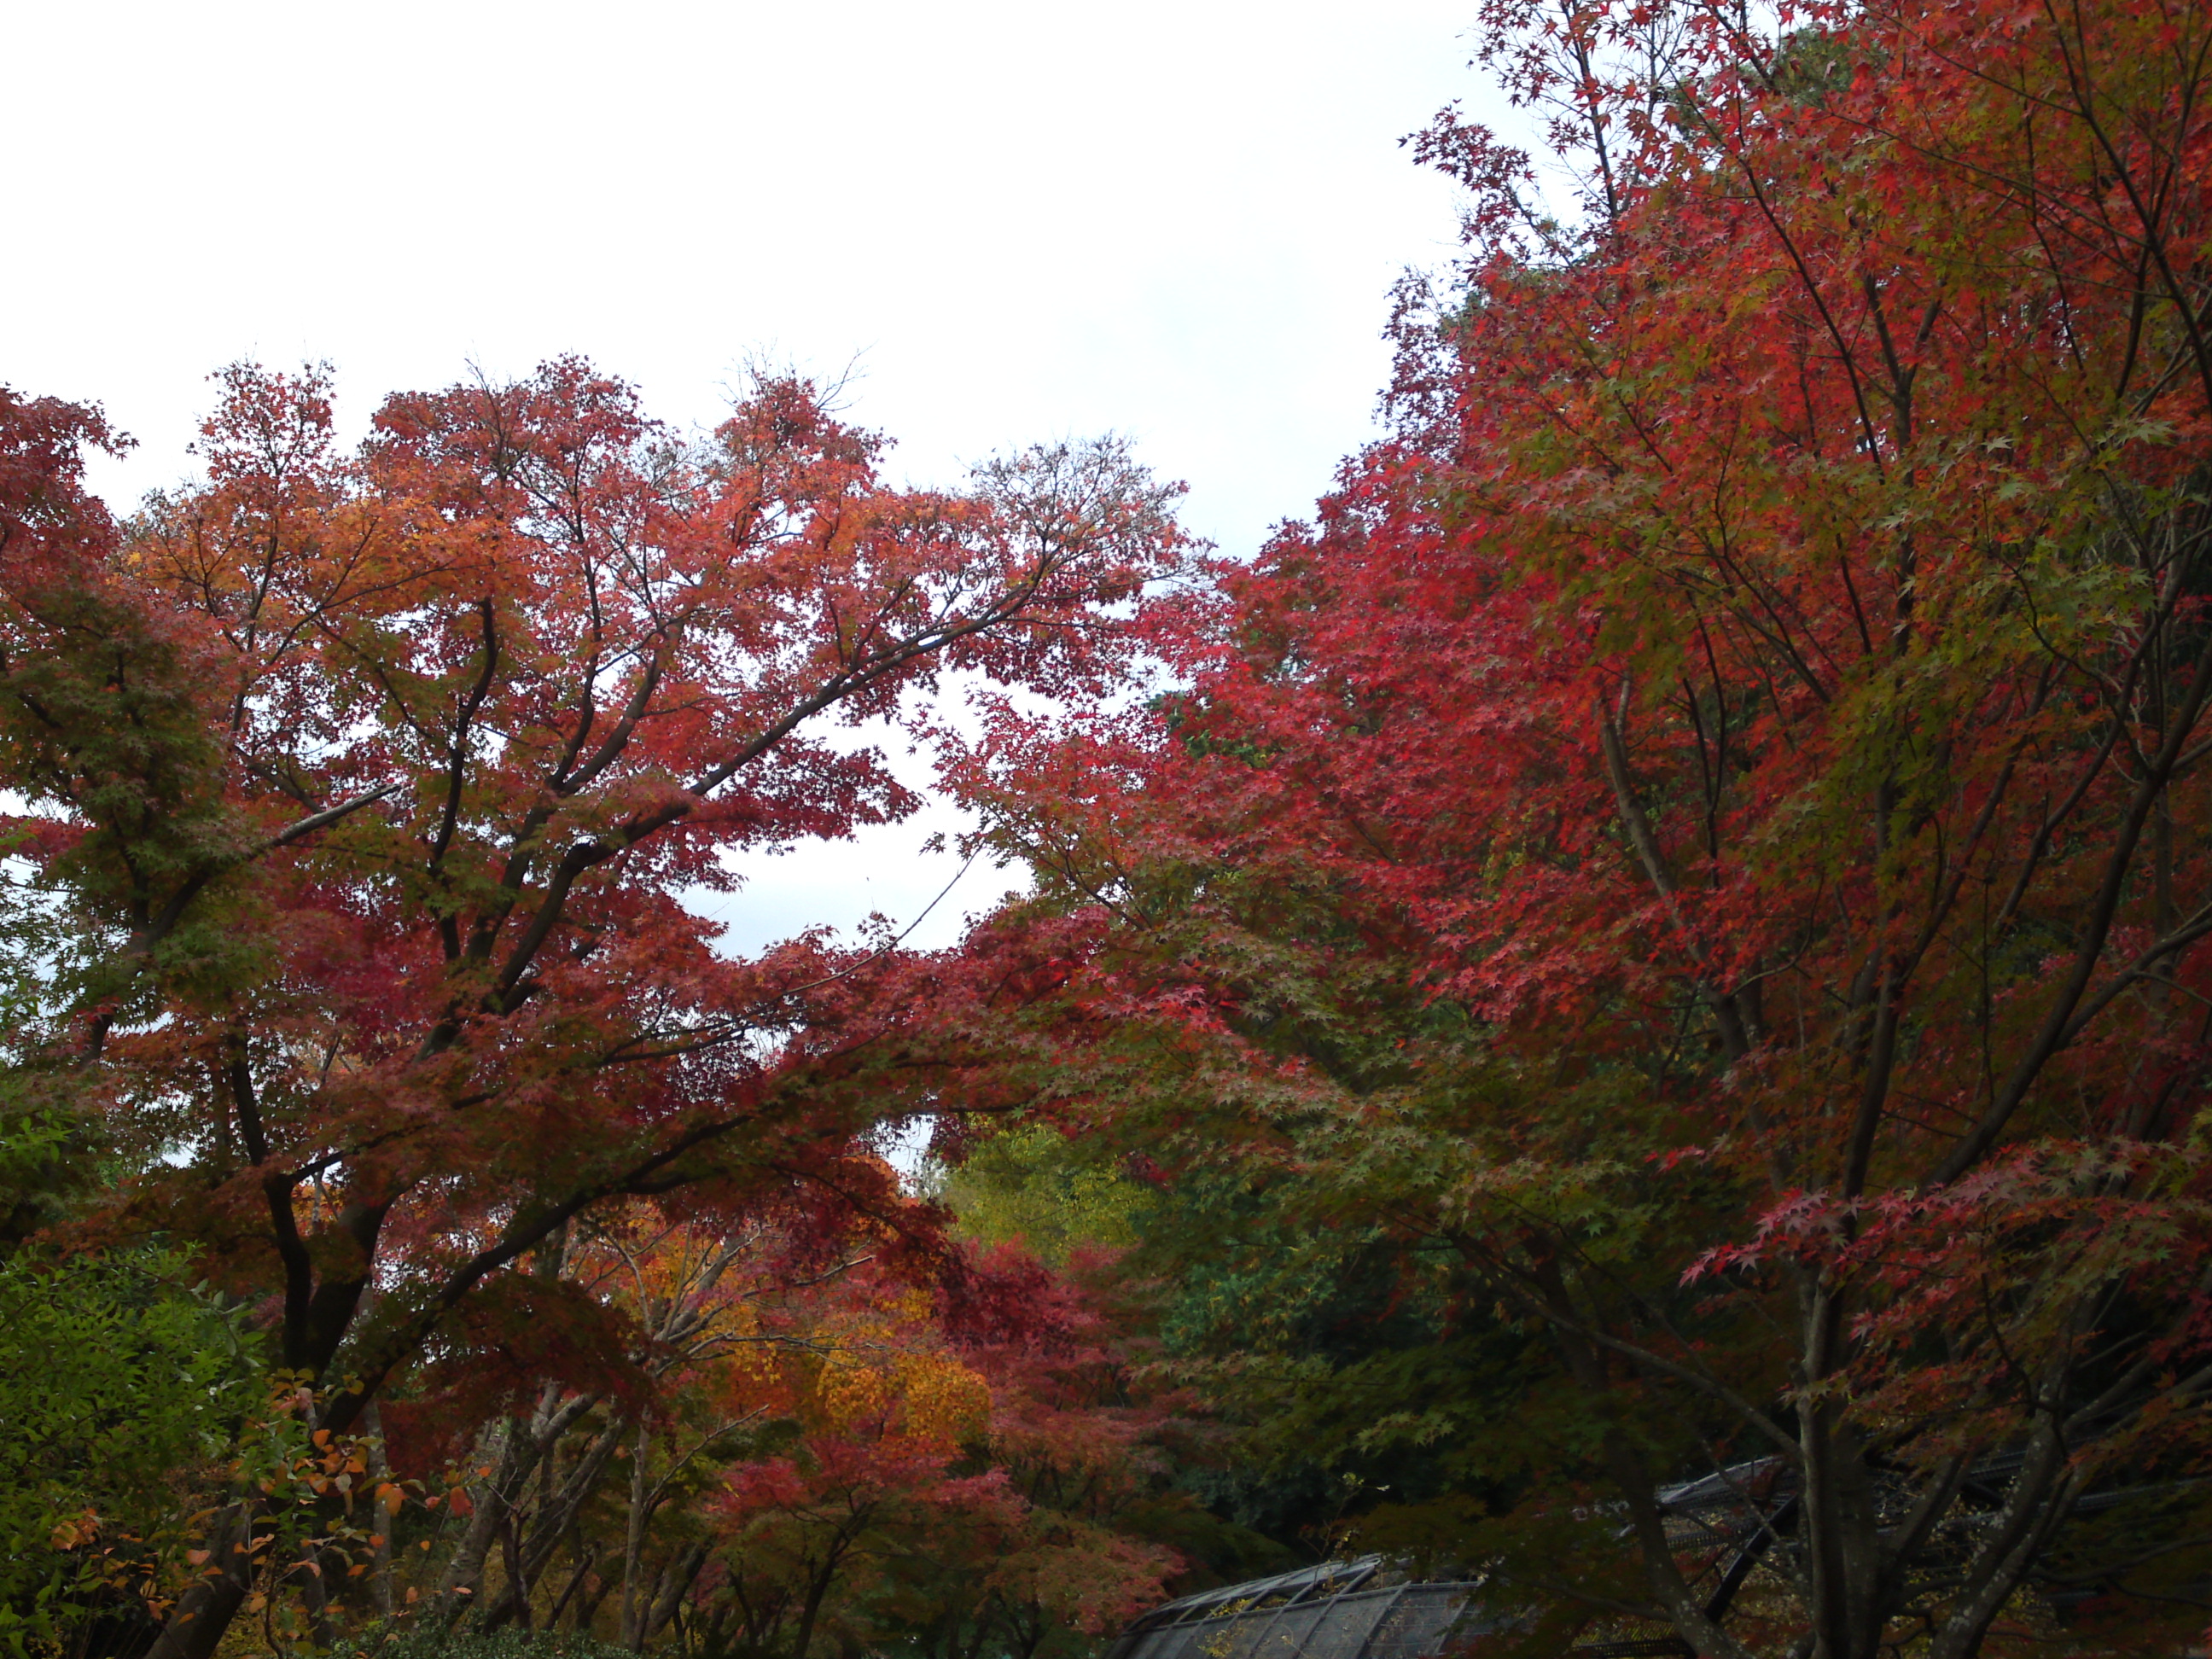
[
  {"left": 480, "top": 1410, "right": 632, "bottom": 1629},
  {"left": 434, "top": 1415, "right": 535, "bottom": 1624},
  {"left": 620, "top": 1420, "right": 654, "bottom": 1649},
  {"left": 142, "top": 1504, "right": 257, "bottom": 1659},
  {"left": 364, "top": 1401, "right": 395, "bottom": 1621},
  {"left": 642, "top": 1542, "right": 712, "bottom": 1647}
]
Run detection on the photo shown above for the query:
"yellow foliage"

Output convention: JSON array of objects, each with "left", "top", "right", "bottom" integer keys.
[
  {"left": 802, "top": 1291, "right": 992, "bottom": 1443},
  {"left": 895, "top": 1352, "right": 992, "bottom": 1444}
]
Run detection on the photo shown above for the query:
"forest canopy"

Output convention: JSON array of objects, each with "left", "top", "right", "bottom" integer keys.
[{"left": 3, "top": 2, "right": 2211, "bottom": 1658}]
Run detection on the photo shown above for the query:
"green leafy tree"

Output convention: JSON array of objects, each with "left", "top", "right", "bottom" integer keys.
[{"left": 0, "top": 1247, "right": 266, "bottom": 1658}]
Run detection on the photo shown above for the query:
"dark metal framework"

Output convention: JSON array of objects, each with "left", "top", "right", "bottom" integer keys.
[
  {"left": 1103, "top": 1451, "right": 2192, "bottom": 1659},
  {"left": 1103, "top": 1558, "right": 1500, "bottom": 1659}
]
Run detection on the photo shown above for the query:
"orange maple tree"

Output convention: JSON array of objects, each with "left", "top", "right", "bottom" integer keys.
[{"left": 0, "top": 358, "right": 1185, "bottom": 1658}]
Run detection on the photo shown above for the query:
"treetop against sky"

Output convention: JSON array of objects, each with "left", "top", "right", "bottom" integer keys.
[
  {"left": 0, "top": 0, "right": 1499, "bottom": 954},
  {"left": 3, "top": 0, "right": 1490, "bottom": 557}
]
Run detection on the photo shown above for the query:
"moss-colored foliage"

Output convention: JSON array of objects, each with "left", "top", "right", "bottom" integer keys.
[{"left": 939, "top": 1126, "right": 1155, "bottom": 1269}]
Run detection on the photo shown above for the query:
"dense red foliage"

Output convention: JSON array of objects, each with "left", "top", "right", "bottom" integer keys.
[{"left": 942, "top": 2, "right": 2212, "bottom": 1655}]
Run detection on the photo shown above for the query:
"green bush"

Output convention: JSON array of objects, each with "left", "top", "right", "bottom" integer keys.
[{"left": 0, "top": 1245, "right": 264, "bottom": 1656}]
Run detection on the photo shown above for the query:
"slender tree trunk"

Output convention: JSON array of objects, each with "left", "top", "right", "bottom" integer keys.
[
  {"left": 790, "top": 1564, "right": 835, "bottom": 1659},
  {"left": 364, "top": 1401, "right": 395, "bottom": 1621},
  {"left": 642, "top": 1542, "right": 711, "bottom": 1647},
  {"left": 298, "top": 1536, "right": 339, "bottom": 1650},
  {"left": 620, "top": 1420, "right": 654, "bottom": 1648},
  {"left": 434, "top": 1414, "right": 536, "bottom": 1624},
  {"left": 547, "top": 1544, "right": 597, "bottom": 1631},
  {"left": 789, "top": 1533, "right": 860, "bottom": 1659},
  {"left": 481, "top": 1409, "right": 631, "bottom": 1628},
  {"left": 501, "top": 1509, "right": 534, "bottom": 1629},
  {"left": 576, "top": 1562, "right": 620, "bottom": 1636}
]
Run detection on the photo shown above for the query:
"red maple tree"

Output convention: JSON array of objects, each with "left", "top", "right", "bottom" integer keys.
[{"left": 941, "top": 1, "right": 2212, "bottom": 1653}]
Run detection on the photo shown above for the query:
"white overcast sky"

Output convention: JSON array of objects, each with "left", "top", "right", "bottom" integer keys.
[{"left": 3, "top": 0, "right": 1504, "bottom": 954}]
